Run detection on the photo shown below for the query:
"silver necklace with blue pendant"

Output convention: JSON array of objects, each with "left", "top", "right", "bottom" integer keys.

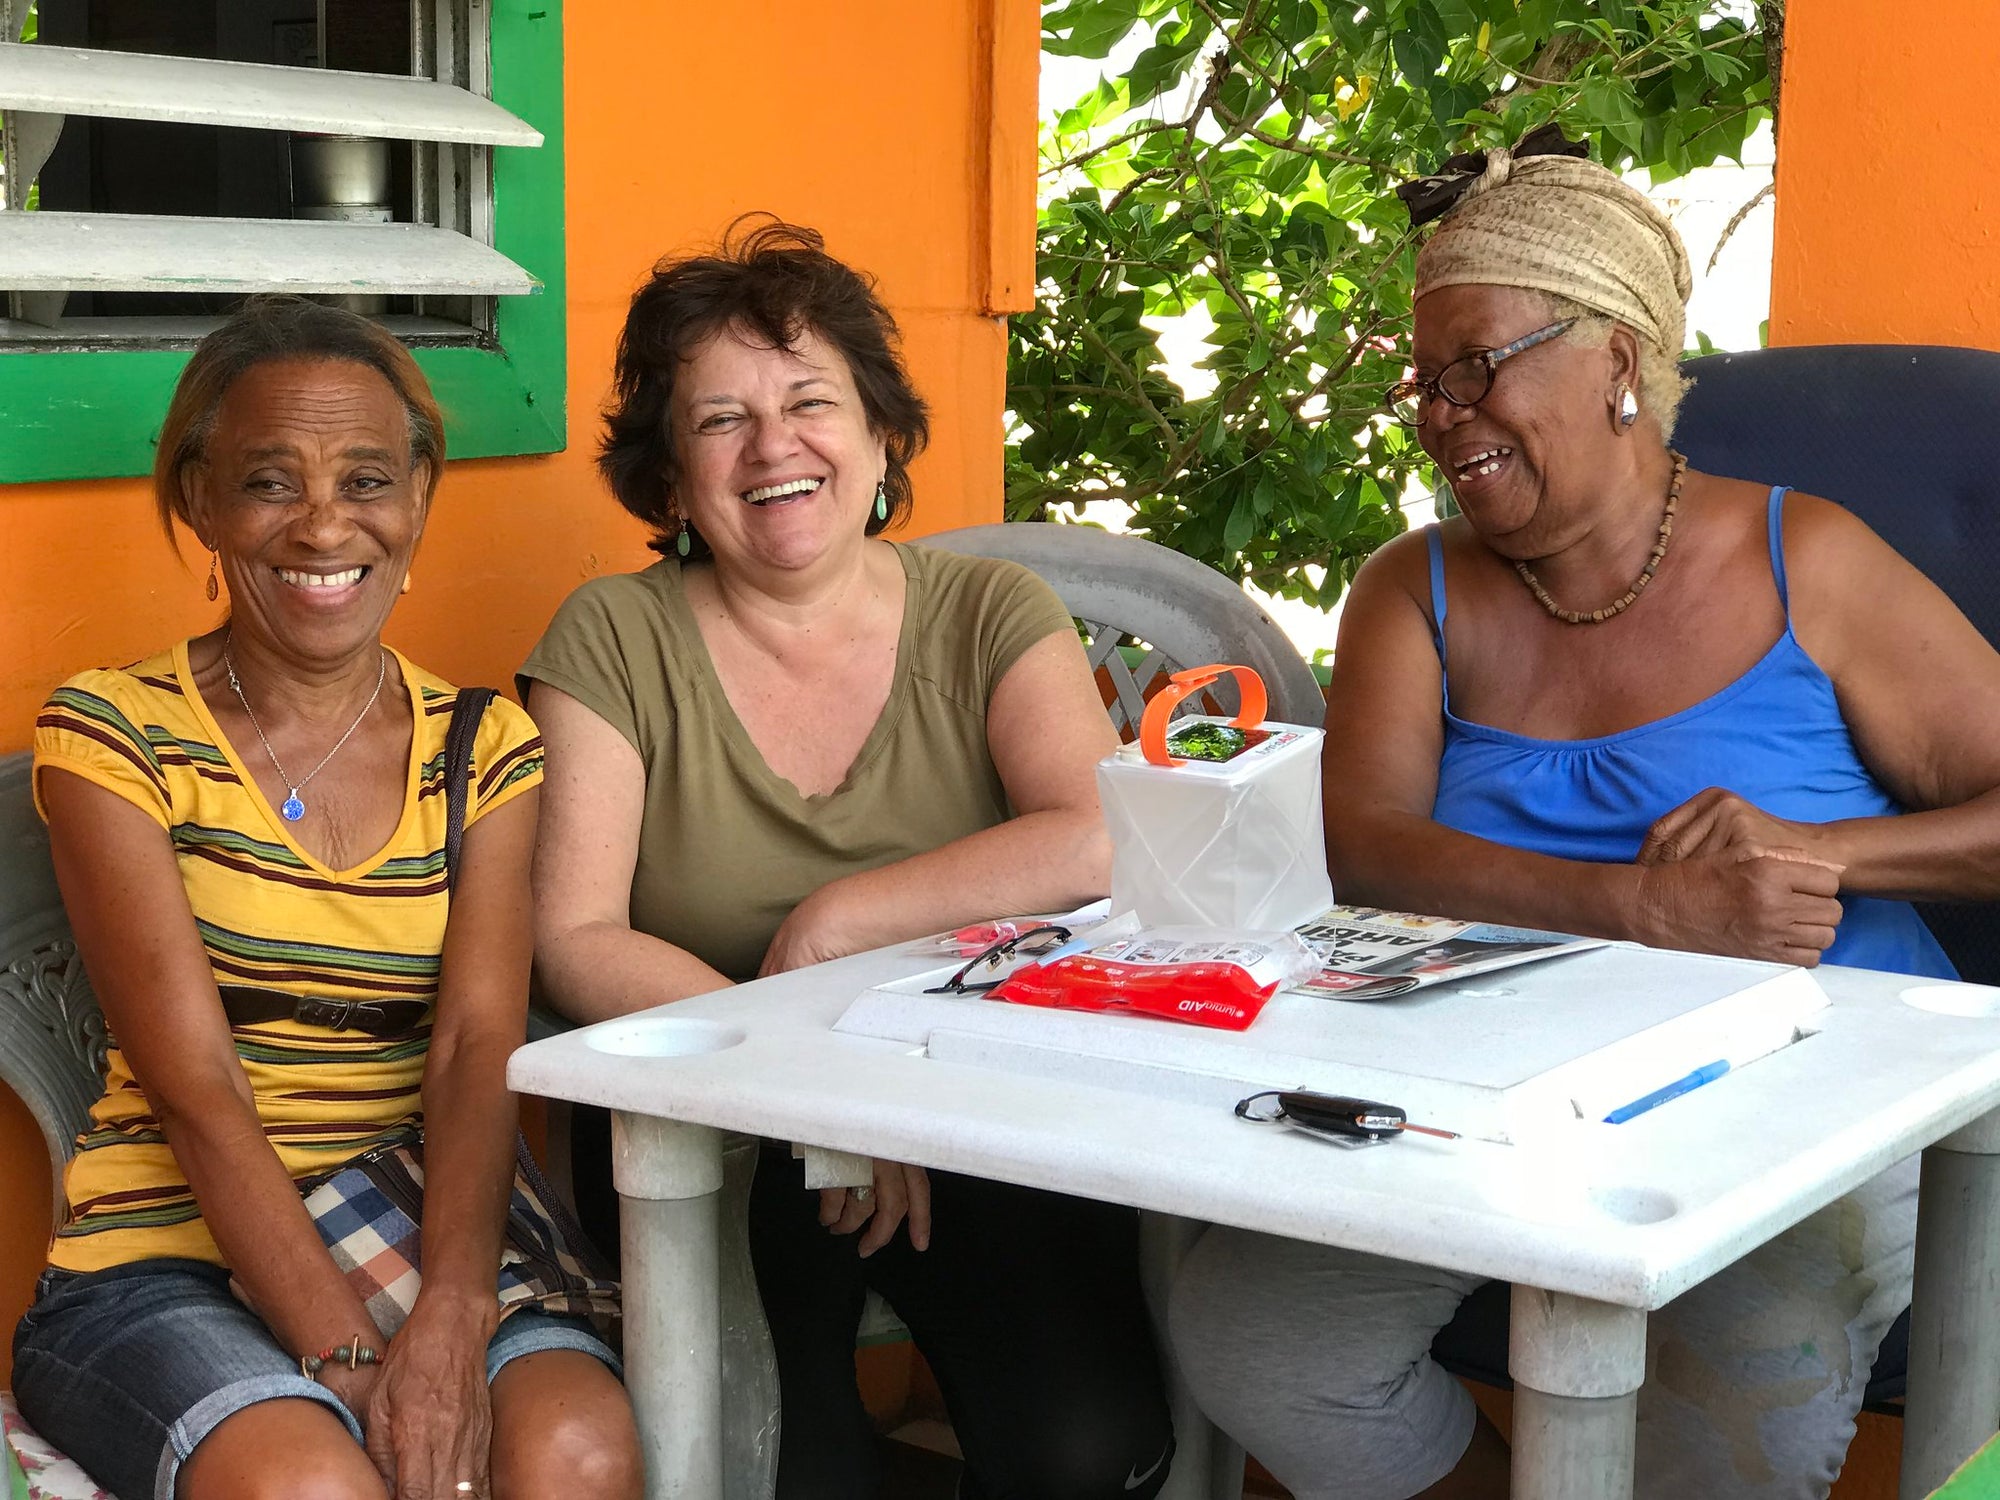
[{"left": 223, "top": 635, "right": 388, "bottom": 823}]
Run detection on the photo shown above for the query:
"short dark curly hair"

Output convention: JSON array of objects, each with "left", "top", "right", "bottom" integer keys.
[{"left": 599, "top": 216, "right": 932, "bottom": 557}]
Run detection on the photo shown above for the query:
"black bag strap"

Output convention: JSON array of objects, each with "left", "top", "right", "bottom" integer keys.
[
  {"left": 437, "top": 686, "right": 611, "bottom": 1271},
  {"left": 442, "top": 686, "right": 498, "bottom": 892}
]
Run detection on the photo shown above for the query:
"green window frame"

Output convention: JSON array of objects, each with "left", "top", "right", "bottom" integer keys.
[{"left": 0, "top": 0, "right": 564, "bottom": 484}]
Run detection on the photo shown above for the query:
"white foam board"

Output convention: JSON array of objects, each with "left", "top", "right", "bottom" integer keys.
[{"left": 833, "top": 944, "right": 1829, "bottom": 1143}]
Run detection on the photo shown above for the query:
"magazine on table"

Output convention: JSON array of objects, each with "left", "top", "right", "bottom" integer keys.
[{"left": 1291, "top": 906, "right": 1604, "bottom": 1000}]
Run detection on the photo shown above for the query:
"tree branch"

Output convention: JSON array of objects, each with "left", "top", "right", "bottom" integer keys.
[
  {"left": 1075, "top": 322, "right": 1179, "bottom": 448},
  {"left": 1707, "top": 180, "right": 1774, "bottom": 273}
]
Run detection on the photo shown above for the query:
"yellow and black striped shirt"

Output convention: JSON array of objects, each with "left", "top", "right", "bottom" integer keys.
[{"left": 32, "top": 640, "right": 542, "bottom": 1271}]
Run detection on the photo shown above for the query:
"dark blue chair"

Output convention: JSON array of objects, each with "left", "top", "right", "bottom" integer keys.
[{"left": 1431, "top": 342, "right": 2000, "bottom": 1414}]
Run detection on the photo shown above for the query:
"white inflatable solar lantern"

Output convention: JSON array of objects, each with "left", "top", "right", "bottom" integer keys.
[{"left": 1096, "top": 664, "right": 1333, "bottom": 932}]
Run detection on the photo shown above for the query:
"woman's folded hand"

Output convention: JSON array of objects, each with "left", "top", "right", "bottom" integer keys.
[
  {"left": 1632, "top": 788, "right": 1849, "bottom": 965},
  {"left": 818, "top": 1158, "right": 933, "bottom": 1257},
  {"left": 1638, "top": 787, "right": 1832, "bottom": 869},
  {"left": 1632, "top": 841, "right": 1845, "bottom": 966},
  {"left": 364, "top": 1292, "right": 499, "bottom": 1499}
]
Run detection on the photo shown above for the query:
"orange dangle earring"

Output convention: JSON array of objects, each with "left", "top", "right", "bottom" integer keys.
[{"left": 205, "top": 549, "right": 220, "bottom": 602}]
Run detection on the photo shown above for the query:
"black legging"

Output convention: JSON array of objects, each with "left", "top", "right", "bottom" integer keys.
[
  {"left": 747, "top": 1143, "right": 1175, "bottom": 1500},
  {"left": 571, "top": 1116, "right": 1175, "bottom": 1499}
]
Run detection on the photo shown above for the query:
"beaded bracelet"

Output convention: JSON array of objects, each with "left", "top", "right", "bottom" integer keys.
[{"left": 300, "top": 1335, "right": 382, "bottom": 1379}]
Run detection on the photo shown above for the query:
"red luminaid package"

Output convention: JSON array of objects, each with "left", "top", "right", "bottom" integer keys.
[{"left": 989, "top": 953, "right": 1281, "bottom": 1031}]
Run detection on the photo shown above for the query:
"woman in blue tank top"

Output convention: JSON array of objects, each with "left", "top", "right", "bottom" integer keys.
[
  {"left": 1169, "top": 134, "right": 2000, "bottom": 1500},
  {"left": 1424, "top": 483, "right": 1956, "bottom": 977}
]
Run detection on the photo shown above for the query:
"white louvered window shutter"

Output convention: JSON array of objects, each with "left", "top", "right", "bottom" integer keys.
[{"left": 0, "top": 0, "right": 542, "bottom": 345}]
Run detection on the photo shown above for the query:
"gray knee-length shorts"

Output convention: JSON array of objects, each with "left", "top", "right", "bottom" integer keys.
[{"left": 1168, "top": 1156, "right": 1918, "bottom": 1500}]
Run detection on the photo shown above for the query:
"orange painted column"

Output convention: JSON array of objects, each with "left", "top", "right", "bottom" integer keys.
[
  {"left": 0, "top": 0, "right": 1040, "bottom": 1381},
  {"left": 1769, "top": 0, "right": 2000, "bottom": 349}
]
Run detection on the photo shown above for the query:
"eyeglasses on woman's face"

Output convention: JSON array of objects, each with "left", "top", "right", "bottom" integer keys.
[{"left": 1385, "top": 317, "right": 1576, "bottom": 428}]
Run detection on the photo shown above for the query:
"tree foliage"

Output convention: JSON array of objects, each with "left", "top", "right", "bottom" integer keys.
[{"left": 1008, "top": 0, "right": 1773, "bottom": 607}]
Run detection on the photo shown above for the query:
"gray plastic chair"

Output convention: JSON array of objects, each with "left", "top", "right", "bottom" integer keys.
[
  {"left": 0, "top": 752, "right": 105, "bottom": 1233},
  {"left": 0, "top": 752, "right": 113, "bottom": 1494},
  {"left": 923, "top": 523, "right": 1328, "bottom": 733},
  {"left": 924, "top": 522, "right": 1331, "bottom": 1500}
]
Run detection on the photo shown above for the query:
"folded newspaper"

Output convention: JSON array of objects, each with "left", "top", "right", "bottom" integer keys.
[{"left": 1291, "top": 906, "right": 1604, "bottom": 1000}]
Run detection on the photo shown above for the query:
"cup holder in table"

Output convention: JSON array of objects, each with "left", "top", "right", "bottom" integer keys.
[
  {"left": 584, "top": 1017, "right": 747, "bottom": 1057},
  {"left": 1901, "top": 984, "right": 2000, "bottom": 1019},
  {"left": 1482, "top": 1129, "right": 1681, "bottom": 1227},
  {"left": 1587, "top": 1185, "right": 1678, "bottom": 1225}
]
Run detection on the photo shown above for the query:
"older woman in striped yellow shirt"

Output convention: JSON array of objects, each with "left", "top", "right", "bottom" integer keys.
[{"left": 13, "top": 299, "right": 639, "bottom": 1500}]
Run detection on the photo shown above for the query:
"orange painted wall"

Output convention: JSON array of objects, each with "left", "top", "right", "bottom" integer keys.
[
  {"left": 0, "top": 0, "right": 1039, "bottom": 1381},
  {"left": 1769, "top": 0, "right": 2000, "bottom": 350}
]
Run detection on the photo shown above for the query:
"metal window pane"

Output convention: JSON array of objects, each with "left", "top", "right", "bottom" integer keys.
[
  {"left": 0, "top": 212, "right": 541, "bottom": 296},
  {"left": 0, "top": 40, "right": 541, "bottom": 146}
]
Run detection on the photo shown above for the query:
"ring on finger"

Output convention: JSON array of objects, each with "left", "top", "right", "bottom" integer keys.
[{"left": 850, "top": 1185, "right": 874, "bottom": 1203}]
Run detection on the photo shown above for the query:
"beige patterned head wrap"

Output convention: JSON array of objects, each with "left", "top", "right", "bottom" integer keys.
[{"left": 1411, "top": 143, "right": 1693, "bottom": 358}]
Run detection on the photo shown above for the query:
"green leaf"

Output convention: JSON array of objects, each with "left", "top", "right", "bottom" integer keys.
[
  {"left": 1391, "top": 4, "right": 1450, "bottom": 86},
  {"left": 1262, "top": 152, "right": 1313, "bottom": 197},
  {"left": 1427, "top": 79, "right": 1487, "bottom": 129},
  {"left": 1045, "top": 0, "right": 1144, "bottom": 58},
  {"left": 1128, "top": 33, "right": 1202, "bottom": 102},
  {"left": 1223, "top": 495, "right": 1256, "bottom": 554}
]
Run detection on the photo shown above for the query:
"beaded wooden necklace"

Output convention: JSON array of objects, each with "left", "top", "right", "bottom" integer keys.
[{"left": 1514, "top": 450, "right": 1687, "bottom": 625}]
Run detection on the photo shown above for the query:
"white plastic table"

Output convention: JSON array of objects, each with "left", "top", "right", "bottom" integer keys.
[{"left": 508, "top": 946, "right": 2000, "bottom": 1500}]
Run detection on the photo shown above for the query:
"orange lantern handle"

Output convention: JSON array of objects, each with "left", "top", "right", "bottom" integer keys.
[{"left": 1138, "top": 664, "right": 1268, "bottom": 766}]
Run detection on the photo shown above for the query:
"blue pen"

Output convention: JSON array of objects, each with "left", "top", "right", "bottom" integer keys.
[{"left": 1602, "top": 1060, "right": 1731, "bottom": 1124}]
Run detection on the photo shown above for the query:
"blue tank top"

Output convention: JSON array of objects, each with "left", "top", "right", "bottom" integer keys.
[{"left": 1426, "top": 487, "right": 1954, "bottom": 979}]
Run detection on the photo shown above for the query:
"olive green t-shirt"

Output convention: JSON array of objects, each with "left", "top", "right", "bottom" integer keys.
[{"left": 519, "top": 542, "right": 1077, "bottom": 981}]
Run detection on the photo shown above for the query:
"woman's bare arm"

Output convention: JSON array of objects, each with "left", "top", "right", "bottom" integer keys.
[
  {"left": 758, "top": 628, "right": 1119, "bottom": 975},
  {"left": 1777, "top": 494, "right": 2000, "bottom": 900},
  {"left": 39, "top": 768, "right": 380, "bottom": 1358},
  {"left": 529, "top": 684, "right": 734, "bottom": 1023},
  {"left": 1323, "top": 533, "right": 1643, "bottom": 932}
]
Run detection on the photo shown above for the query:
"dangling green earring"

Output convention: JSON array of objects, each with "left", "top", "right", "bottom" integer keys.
[
  {"left": 675, "top": 524, "right": 692, "bottom": 558},
  {"left": 873, "top": 481, "right": 889, "bottom": 523}
]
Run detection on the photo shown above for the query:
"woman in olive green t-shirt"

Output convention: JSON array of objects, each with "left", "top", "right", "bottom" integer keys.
[{"left": 522, "top": 220, "right": 1175, "bottom": 1500}]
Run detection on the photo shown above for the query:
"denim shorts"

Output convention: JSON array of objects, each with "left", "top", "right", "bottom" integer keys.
[{"left": 11, "top": 1258, "right": 621, "bottom": 1500}]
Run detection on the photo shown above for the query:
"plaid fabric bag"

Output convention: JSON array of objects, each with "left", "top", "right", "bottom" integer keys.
[{"left": 288, "top": 1130, "right": 621, "bottom": 1343}]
